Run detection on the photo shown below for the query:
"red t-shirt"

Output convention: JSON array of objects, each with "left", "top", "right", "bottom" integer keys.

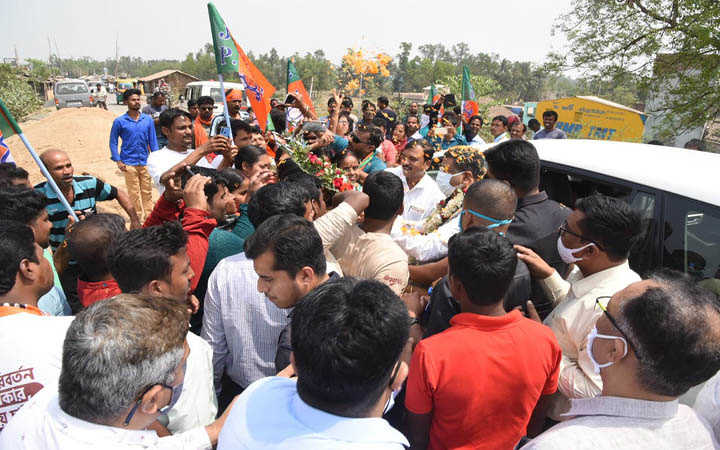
[
  {"left": 77, "top": 278, "right": 122, "bottom": 307},
  {"left": 405, "top": 310, "right": 561, "bottom": 450}
]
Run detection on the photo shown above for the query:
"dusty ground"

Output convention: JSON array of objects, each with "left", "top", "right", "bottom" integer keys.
[{"left": 5, "top": 106, "right": 158, "bottom": 219}]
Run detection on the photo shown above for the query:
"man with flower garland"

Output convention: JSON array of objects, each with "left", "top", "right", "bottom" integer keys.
[{"left": 392, "top": 146, "right": 483, "bottom": 263}]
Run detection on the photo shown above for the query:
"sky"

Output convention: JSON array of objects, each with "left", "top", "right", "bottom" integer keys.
[{"left": 3, "top": 0, "right": 574, "bottom": 66}]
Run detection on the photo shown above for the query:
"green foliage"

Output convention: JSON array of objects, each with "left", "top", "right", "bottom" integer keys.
[
  {"left": 0, "top": 64, "right": 43, "bottom": 121},
  {"left": 551, "top": 0, "right": 720, "bottom": 136},
  {"left": 389, "top": 42, "right": 551, "bottom": 102}
]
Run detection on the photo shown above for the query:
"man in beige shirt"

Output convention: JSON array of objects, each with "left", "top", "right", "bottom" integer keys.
[
  {"left": 332, "top": 171, "right": 409, "bottom": 296},
  {"left": 515, "top": 194, "right": 643, "bottom": 419}
]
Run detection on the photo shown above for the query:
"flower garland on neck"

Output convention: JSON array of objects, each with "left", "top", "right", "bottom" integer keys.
[{"left": 422, "top": 188, "right": 465, "bottom": 234}]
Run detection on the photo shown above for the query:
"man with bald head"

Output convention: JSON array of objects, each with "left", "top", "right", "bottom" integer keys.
[
  {"left": 527, "top": 273, "right": 720, "bottom": 449},
  {"left": 411, "top": 179, "right": 532, "bottom": 337},
  {"left": 35, "top": 149, "right": 140, "bottom": 251}
]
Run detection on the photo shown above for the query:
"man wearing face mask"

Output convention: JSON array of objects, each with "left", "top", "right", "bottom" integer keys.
[
  {"left": 408, "top": 179, "right": 532, "bottom": 338},
  {"left": 393, "top": 146, "right": 488, "bottom": 263},
  {"left": 0, "top": 294, "right": 236, "bottom": 449},
  {"left": 515, "top": 194, "right": 642, "bottom": 421},
  {"left": 526, "top": 274, "right": 720, "bottom": 449},
  {"left": 217, "top": 278, "right": 411, "bottom": 449}
]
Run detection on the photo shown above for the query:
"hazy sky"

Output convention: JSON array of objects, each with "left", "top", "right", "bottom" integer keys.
[{"left": 3, "top": 0, "right": 574, "bottom": 65}]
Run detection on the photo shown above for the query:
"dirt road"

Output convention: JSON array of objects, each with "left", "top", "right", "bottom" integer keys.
[{"left": 5, "top": 106, "right": 159, "bottom": 220}]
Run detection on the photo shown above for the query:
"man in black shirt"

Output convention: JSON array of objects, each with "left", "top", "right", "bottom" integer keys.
[{"left": 484, "top": 140, "right": 570, "bottom": 319}]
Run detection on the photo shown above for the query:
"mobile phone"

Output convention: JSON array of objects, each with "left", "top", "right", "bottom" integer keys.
[
  {"left": 185, "top": 166, "right": 196, "bottom": 177},
  {"left": 302, "top": 121, "right": 326, "bottom": 133},
  {"left": 285, "top": 94, "right": 297, "bottom": 105},
  {"left": 219, "top": 126, "right": 232, "bottom": 139}
]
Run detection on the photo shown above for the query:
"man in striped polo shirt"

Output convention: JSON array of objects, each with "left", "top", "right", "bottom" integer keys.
[{"left": 34, "top": 149, "right": 141, "bottom": 252}]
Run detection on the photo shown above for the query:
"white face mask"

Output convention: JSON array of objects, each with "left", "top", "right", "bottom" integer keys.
[
  {"left": 586, "top": 325, "right": 628, "bottom": 374},
  {"left": 436, "top": 170, "right": 461, "bottom": 197},
  {"left": 557, "top": 235, "right": 595, "bottom": 264}
]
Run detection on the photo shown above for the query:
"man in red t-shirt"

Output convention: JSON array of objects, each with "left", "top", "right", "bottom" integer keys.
[{"left": 406, "top": 228, "right": 561, "bottom": 450}]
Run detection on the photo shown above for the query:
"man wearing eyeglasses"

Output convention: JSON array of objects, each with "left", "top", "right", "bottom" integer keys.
[
  {"left": 526, "top": 274, "right": 720, "bottom": 449},
  {"left": 515, "top": 194, "right": 643, "bottom": 421}
]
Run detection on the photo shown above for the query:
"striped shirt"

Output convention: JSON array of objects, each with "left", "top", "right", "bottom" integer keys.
[{"left": 35, "top": 176, "right": 117, "bottom": 250}]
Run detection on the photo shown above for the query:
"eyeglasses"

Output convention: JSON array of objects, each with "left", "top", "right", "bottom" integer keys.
[
  {"left": 559, "top": 221, "right": 604, "bottom": 251},
  {"left": 595, "top": 296, "right": 638, "bottom": 356}
]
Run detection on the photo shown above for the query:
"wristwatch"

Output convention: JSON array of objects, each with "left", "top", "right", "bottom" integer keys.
[{"left": 410, "top": 317, "right": 421, "bottom": 327}]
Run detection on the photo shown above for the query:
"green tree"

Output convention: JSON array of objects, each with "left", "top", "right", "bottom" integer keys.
[
  {"left": 0, "top": 64, "right": 42, "bottom": 121},
  {"left": 550, "top": 0, "right": 720, "bottom": 135}
]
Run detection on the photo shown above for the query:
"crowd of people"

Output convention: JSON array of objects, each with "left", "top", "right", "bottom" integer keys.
[{"left": 0, "top": 86, "right": 719, "bottom": 450}]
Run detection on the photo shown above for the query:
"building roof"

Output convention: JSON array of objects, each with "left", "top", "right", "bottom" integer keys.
[{"left": 138, "top": 69, "right": 199, "bottom": 82}]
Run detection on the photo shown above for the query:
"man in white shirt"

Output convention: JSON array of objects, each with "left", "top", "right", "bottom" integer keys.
[
  {"left": 490, "top": 115, "right": 510, "bottom": 143},
  {"left": 217, "top": 277, "right": 410, "bottom": 449},
  {"left": 146, "top": 108, "right": 232, "bottom": 194},
  {"left": 526, "top": 274, "right": 720, "bottom": 449},
  {"left": 0, "top": 221, "right": 72, "bottom": 432},
  {"left": 202, "top": 183, "right": 368, "bottom": 412},
  {"left": 0, "top": 294, "right": 235, "bottom": 449},
  {"left": 386, "top": 139, "right": 444, "bottom": 232},
  {"left": 516, "top": 194, "right": 643, "bottom": 419},
  {"left": 107, "top": 222, "right": 218, "bottom": 433},
  {"left": 405, "top": 114, "right": 423, "bottom": 141}
]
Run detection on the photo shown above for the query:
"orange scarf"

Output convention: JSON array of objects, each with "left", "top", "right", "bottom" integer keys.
[{"left": 194, "top": 116, "right": 212, "bottom": 148}]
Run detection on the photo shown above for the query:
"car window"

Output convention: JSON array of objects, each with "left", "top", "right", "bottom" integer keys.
[
  {"left": 210, "top": 88, "right": 223, "bottom": 103},
  {"left": 540, "top": 166, "right": 658, "bottom": 275},
  {"left": 56, "top": 83, "right": 88, "bottom": 95},
  {"left": 663, "top": 195, "right": 720, "bottom": 292}
]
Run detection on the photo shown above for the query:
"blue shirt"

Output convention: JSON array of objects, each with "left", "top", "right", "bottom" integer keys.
[
  {"left": 362, "top": 153, "right": 387, "bottom": 174},
  {"left": 217, "top": 377, "right": 409, "bottom": 450},
  {"left": 35, "top": 176, "right": 117, "bottom": 250},
  {"left": 109, "top": 112, "right": 159, "bottom": 165},
  {"left": 430, "top": 133, "right": 468, "bottom": 151}
]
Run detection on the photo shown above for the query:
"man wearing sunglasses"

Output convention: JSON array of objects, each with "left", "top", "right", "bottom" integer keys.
[
  {"left": 0, "top": 294, "right": 235, "bottom": 449},
  {"left": 526, "top": 274, "right": 720, "bottom": 449},
  {"left": 193, "top": 96, "right": 215, "bottom": 148},
  {"left": 515, "top": 194, "right": 642, "bottom": 421}
]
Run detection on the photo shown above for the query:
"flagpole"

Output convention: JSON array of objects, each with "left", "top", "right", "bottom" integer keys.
[
  {"left": 218, "top": 73, "right": 233, "bottom": 134},
  {"left": 18, "top": 133, "right": 79, "bottom": 221}
]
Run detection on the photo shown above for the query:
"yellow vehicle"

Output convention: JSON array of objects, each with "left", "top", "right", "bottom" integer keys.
[
  {"left": 530, "top": 96, "right": 647, "bottom": 143},
  {"left": 115, "top": 78, "right": 143, "bottom": 104}
]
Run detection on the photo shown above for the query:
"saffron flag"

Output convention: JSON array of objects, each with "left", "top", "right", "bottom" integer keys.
[
  {"left": 0, "top": 99, "right": 20, "bottom": 164},
  {"left": 233, "top": 38, "right": 276, "bottom": 131},
  {"left": 287, "top": 59, "right": 315, "bottom": 116},
  {"left": 461, "top": 66, "right": 479, "bottom": 123},
  {"left": 207, "top": 3, "right": 276, "bottom": 130}
]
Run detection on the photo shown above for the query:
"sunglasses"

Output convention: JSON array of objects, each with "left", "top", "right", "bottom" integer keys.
[
  {"left": 199, "top": 106, "right": 213, "bottom": 111},
  {"left": 595, "top": 296, "right": 638, "bottom": 356}
]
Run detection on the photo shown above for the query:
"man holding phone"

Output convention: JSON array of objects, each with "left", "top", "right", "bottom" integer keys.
[
  {"left": 428, "top": 111, "right": 467, "bottom": 157},
  {"left": 147, "top": 109, "right": 233, "bottom": 194}
]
